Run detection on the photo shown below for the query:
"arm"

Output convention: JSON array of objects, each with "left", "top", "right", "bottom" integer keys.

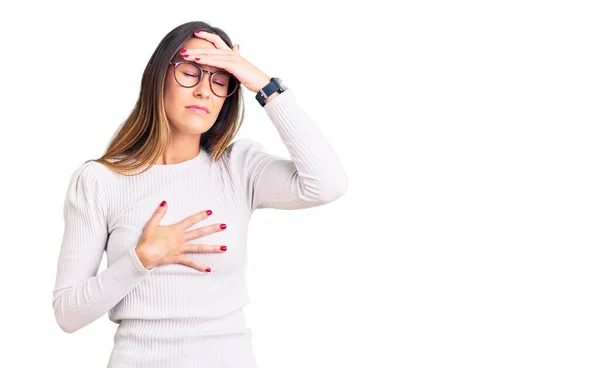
[
  {"left": 52, "top": 162, "right": 153, "bottom": 333},
  {"left": 232, "top": 89, "right": 348, "bottom": 211}
]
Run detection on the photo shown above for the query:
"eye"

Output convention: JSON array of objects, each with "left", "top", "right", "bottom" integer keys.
[{"left": 184, "top": 73, "right": 199, "bottom": 77}]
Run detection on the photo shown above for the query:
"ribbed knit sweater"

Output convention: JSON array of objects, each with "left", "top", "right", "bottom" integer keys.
[{"left": 52, "top": 89, "right": 347, "bottom": 366}]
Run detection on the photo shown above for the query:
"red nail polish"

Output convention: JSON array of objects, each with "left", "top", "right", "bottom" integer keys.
[
  {"left": 194, "top": 30, "right": 200, "bottom": 33},
  {"left": 160, "top": 201, "right": 166, "bottom": 207},
  {"left": 206, "top": 210, "right": 212, "bottom": 215},
  {"left": 195, "top": 57, "right": 200, "bottom": 61},
  {"left": 220, "top": 224, "right": 227, "bottom": 230},
  {"left": 183, "top": 54, "right": 189, "bottom": 57},
  {"left": 206, "top": 268, "right": 211, "bottom": 272},
  {"left": 180, "top": 49, "right": 187, "bottom": 53},
  {"left": 220, "top": 246, "right": 227, "bottom": 251}
]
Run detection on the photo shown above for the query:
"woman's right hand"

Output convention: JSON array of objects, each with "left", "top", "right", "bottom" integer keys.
[{"left": 134, "top": 201, "right": 227, "bottom": 272}]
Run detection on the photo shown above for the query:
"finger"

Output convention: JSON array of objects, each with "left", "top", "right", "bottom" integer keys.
[
  {"left": 234, "top": 44, "right": 239, "bottom": 53},
  {"left": 177, "top": 209, "right": 213, "bottom": 231},
  {"left": 193, "top": 30, "right": 231, "bottom": 50},
  {"left": 176, "top": 256, "right": 211, "bottom": 272},
  {"left": 186, "top": 56, "right": 234, "bottom": 70},
  {"left": 183, "top": 54, "right": 234, "bottom": 63},
  {"left": 182, "top": 222, "right": 227, "bottom": 241},
  {"left": 180, "top": 48, "right": 230, "bottom": 56},
  {"left": 147, "top": 200, "right": 168, "bottom": 227},
  {"left": 182, "top": 243, "right": 227, "bottom": 253}
]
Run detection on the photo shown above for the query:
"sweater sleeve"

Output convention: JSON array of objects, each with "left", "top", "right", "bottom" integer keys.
[
  {"left": 52, "top": 162, "right": 153, "bottom": 333},
  {"left": 231, "top": 89, "right": 348, "bottom": 211}
]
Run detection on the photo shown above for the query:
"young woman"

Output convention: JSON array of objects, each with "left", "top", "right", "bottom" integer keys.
[{"left": 52, "top": 20, "right": 347, "bottom": 367}]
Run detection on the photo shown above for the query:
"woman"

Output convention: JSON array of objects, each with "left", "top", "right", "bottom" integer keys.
[{"left": 52, "top": 21, "right": 347, "bottom": 367}]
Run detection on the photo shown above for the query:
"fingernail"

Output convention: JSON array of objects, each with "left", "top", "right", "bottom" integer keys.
[
  {"left": 206, "top": 210, "right": 212, "bottom": 215},
  {"left": 195, "top": 57, "right": 200, "bottom": 61},
  {"left": 220, "top": 224, "right": 227, "bottom": 229},
  {"left": 160, "top": 201, "right": 166, "bottom": 207},
  {"left": 194, "top": 30, "right": 200, "bottom": 34},
  {"left": 206, "top": 268, "right": 211, "bottom": 272},
  {"left": 180, "top": 49, "right": 187, "bottom": 53},
  {"left": 220, "top": 246, "right": 227, "bottom": 251},
  {"left": 183, "top": 54, "right": 189, "bottom": 58}
]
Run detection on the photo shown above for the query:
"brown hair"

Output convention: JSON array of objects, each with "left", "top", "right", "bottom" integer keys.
[{"left": 90, "top": 21, "right": 244, "bottom": 176}]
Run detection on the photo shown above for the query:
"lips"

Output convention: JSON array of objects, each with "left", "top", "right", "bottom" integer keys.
[{"left": 185, "top": 105, "right": 209, "bottom": 113}]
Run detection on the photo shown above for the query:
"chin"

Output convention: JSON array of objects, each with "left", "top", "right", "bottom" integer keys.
[
  {"left": 169, "top": 119, "right": 212, "bottom": 135},
  {"left": 186, "top": 124, "right": 212, "bottom": 135}
]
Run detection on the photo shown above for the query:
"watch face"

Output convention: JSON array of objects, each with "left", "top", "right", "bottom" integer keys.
[{"left": 274, "top": 77, "right": 287, "bottom": 90}]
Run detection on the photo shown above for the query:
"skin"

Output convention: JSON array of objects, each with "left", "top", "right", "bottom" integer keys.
[
  {"left": 157, "top": 31, "right": 278, "bottom": 165},
  {"left": 137, "top": 31, "right": 281, "bottom": 272},
  {"left": 141, "top": 38, "right": 232, "bottom": 271},
  {"left": 157, "top": 37, "right": 228, "bottom": 165}
]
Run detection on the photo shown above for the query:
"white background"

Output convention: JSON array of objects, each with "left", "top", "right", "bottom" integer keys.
[{"left": 0, "top": 0, "right": 598, "bottom": 367}]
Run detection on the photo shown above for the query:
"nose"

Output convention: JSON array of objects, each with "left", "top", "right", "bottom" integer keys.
[{"left": 193, "top": 71, "right": 211, "bottom": 98}]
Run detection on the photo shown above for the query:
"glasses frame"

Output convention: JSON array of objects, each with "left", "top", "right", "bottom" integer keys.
[{"left": 169, "top": 61, "right": 239, "bottom": 98}]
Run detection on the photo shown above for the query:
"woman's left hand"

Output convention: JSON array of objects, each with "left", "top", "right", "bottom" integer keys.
[{"left": 181, "top": 30, "right": 271, "bottom": 93}]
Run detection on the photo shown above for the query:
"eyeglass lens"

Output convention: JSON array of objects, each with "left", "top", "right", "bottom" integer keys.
[{"left": 174, "top": 63, "right": 237, "bottom": 97}]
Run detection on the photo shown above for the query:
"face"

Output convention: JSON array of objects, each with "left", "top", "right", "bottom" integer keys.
[{"left": 163, "top": 37, "right": 228, "bottom": 136}]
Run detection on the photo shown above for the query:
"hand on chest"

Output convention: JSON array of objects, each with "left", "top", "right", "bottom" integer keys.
[{"left": 108, "top": 186, "right": 250, "bottom": 274}]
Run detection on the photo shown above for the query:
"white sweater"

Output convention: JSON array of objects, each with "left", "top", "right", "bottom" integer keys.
[{"left": 52, "top": 89, "right": 347, "bottom": 337}]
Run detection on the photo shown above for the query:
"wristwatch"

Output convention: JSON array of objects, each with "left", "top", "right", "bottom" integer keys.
[{"left": 256, "top": 77, "right": 288, "bottom": 107}]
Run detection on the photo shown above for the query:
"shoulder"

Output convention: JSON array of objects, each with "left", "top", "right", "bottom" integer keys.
[
  {"left": 226, "top": 138, "right": 263, "bottom": 154},
  {"left": 76, "top": 159, "right": 122, "bottom": 181},
  {"left": 223, "top": 138, "right": 268, "bottom": 164},
  {"left": 62, "top": 160, "right": 111, "bottom": 218},
  {"left": 66, "top": 159, "right": 116, "bottom": 193},
  {"left": 63, "top": 161, "right": 105, "bottom": 205},
  {"left": 219, "top": 139, "right": 277, "bottom": 181},
  {"left": 68, "top": 160, "right": 99, "bottom": 182}
]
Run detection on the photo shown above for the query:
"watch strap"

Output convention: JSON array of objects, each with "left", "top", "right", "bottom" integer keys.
[{"left": 256, "top": 78, "right": 284, "bottom": 107}]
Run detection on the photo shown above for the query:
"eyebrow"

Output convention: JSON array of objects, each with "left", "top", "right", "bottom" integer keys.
[{"left": 177, "top": 62, "right": 224, "bottom": 73}]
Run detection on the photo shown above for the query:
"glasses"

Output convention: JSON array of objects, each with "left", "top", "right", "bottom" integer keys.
[{"left": 169, "top": 61, "right": 239, "bottom": 98}]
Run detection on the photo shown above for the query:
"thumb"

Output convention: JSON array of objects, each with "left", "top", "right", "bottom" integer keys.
[
  {"left": 233, "top": 44, "right": 240, "bottom": 53},
  {"left": 148, "top": 200, "right": 168, "bottom": 227}
]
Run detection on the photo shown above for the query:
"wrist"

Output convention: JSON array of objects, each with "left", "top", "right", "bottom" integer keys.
[
  {"left": 253, "top": 75, "right": 271, "bottom": 93},
  {"left": 134, "top": 244, "right": 155, "bottom": 270},
  {"left": 264, "top": 91, "right": 281, "bottom": 105}
]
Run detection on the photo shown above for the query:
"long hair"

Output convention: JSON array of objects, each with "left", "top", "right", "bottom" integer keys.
[{"left": 90, "top": 21, "right": 244, "bottom": 176}]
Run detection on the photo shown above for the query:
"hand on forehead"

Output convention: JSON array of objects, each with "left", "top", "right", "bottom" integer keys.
[{"left": 175, "top": 38, "right": 225, "bottom": 72}]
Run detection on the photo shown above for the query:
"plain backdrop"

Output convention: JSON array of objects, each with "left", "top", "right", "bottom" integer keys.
[{"left": 0, "top": 1, "right": 599, "bottom": 367}]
